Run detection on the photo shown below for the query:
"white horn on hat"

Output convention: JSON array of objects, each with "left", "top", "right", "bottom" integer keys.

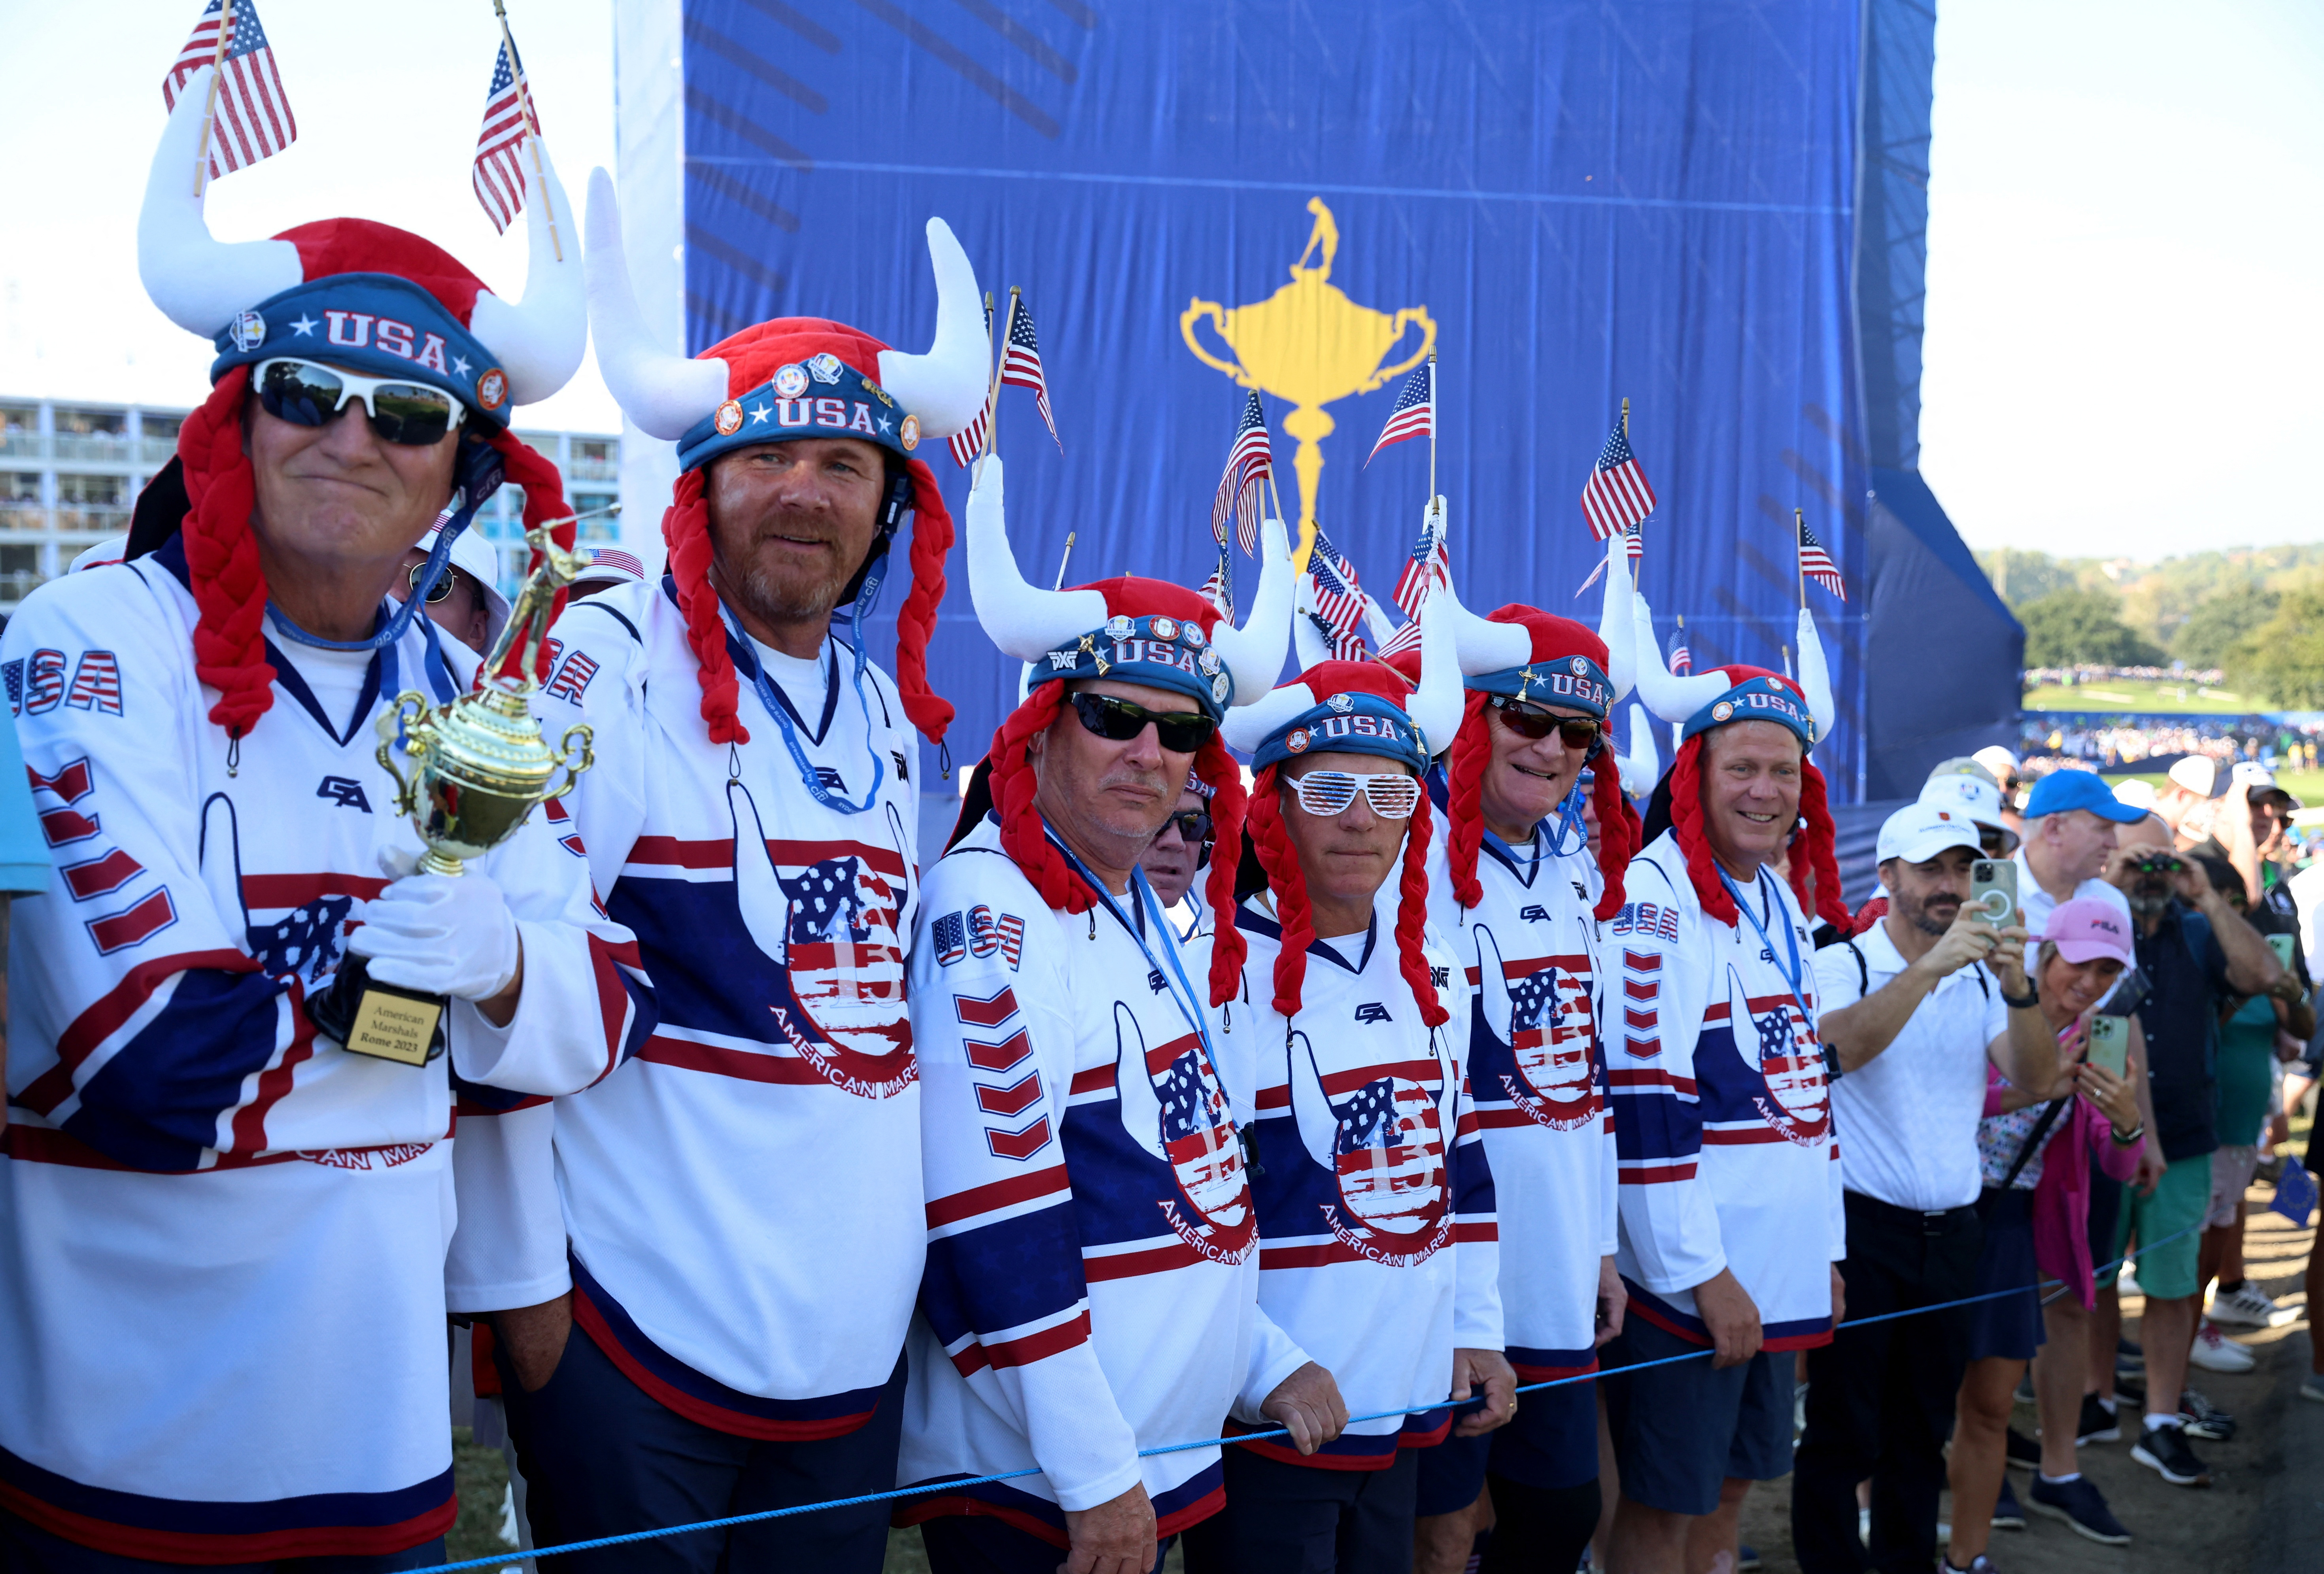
[
  {"left": 1436, "top": 570, "right": 1529, "bottom": 677},
  {"left": 1795, "top": 607, "right": 1837, "bottom": 743},
  {"left": 963, "top": 455, "right": 1106, "bottom": 660},
  {"left": 1209, "top": 515, "right": 1294, "bottom": 706},
  {"left": 137, "top": 68, "right": 301, "bottom": 338},
  {"left": 1221, "top": 678, "right": 1320, "bottom": 755},
  {"left": 583, "top": 167, "right": 727, "bottom": 440},
  {"left": 1617, "top": 701, "right": 1660, "bottom": 796},
  {"left": 875, "top": 219, "right": 988, "bottom": 441},
  {"left": 469, "top": 135, "right": 587, "bottom": 405},
  {"left": 1292, "top": 573, "right": 1335, "bottom": 671},
  {"left": 1599, "top": 539, "right": 1636, "bottom": 701},
  {"left": 1631, "top": 591, "right": 1730, "bottom": 724},
  {"left": 1406, "top": 581, "right": 1462, "bottom": 753}
]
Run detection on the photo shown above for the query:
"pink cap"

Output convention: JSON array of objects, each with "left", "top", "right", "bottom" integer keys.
[{"left": 2046, "top": 897, "right": 2131, "bottom": 966}]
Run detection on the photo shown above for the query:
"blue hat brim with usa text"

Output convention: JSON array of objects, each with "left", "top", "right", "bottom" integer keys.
[
  {"left": 1680, "top": 675, "right": 1818, "bottom": 750},
  {"left": 1034, "top": 613, "right": 1236, "bottom": 721},
  {"left": 676, "top": 355, "right": 924, "bottom": 473},
  {"left": 2023, "top": 769, "right": 2148, "bottom": 824},
  {"left": 1253, "top": 692, "right": 1430, "bottom": 774},
  {"left": 1467, "top": 654, "right": 1614, "bottom": 720},
  {"left": 209, "top": 274, "right": 508, "bottom": 425}
]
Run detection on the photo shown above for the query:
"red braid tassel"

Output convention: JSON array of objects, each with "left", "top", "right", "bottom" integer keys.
[
  {"left": 1795, "top": 760, "right": 1853, "bottom": 931},
  {"left": 1444, "top": 694, "right": 1491, "bottom": 911},
  {"left": 989, "top": 682, "right": 1095, "bottom": 915},
  {"left": 1396, "top": 789, "right": 1449, "bottom": 1028},
  {"left": 661, "top": 469, "right": 748, "bottom": 746},
  {"left": 893, "top": 461, "right": 956, "bottom": 746},
  {"left": 487, "top": 429, "right": 577, "bottom": 684},
  {"left": 178, "top": 370, "right": 276, "bottom": 739},
  {"left": 1246, "top": 767, "right": 1315, "bottom": 1018},
  {"left": 1589, "top": 752, "right": 1638, "bottom": 921},
  {"left": 1194, "top": 734, "right": 1248, "bottom": 1009},
  {"left": 1670, "top": 739, "right": 1742, "bottom": 926}
]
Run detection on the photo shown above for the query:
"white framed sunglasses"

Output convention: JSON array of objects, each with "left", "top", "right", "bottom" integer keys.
[
  {"left": 254, "top": 358, "right": 468, "bottom": 446},
  {"left": 1283, "top": 769, "right": 1421, "bottom": 820}
]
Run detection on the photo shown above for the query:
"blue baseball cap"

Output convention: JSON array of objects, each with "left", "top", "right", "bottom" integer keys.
[{"left": 2023, "top": 769, "right": 2147, "bottom": 824}]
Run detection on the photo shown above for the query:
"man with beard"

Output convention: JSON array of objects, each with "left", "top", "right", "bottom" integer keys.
[
  {"left": 442, "top": 176, "right": 988, "bottom": 1572},
  {"left": 2099, "top": 811, "right": 2285, "bottom": 1488},
  {"left": 1789, "top": 805, "right": 2055, "bottom": 1574}
]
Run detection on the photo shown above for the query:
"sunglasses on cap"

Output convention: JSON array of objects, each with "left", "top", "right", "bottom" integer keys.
[
  {"left": 406, "top": 559, "right": 469, "bottom": 606},
  {"left": 255, "top": 358, "right": 468, "bottom": 448},
  {"left": 1156, "top": 809, "right": 1215, "bottom": 846},
  {"left": 1487, "top": 693, "right": 1602, "bottom": 751},
  {"left": 1285, "top": 769, "right": 1421, "bottom": 820},
  {"left": 1068, "top": 692, "right": 1217, "bottom": 754}
]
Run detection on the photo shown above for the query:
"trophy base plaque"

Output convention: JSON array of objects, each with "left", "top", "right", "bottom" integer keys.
[{"left": 309, "top": 956, "right": 447, "bottom": 1067}]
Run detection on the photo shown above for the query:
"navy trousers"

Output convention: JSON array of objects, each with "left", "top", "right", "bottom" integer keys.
[
  {"left": 918, "top": 1516, "right": 1177, "bottom": 1574},
  {"left": 499, "top": 1326, "right": 905, "bottom": 1574},
  {"left": 1180, "top": 1446, "right": 1420, "bottom": 1574},
  {"left": 0, "top": 1514, "right": 442, "bottom": 1574}
]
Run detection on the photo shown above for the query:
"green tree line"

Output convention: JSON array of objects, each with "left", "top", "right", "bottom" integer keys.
[{"left": 1978, "top": 546, "right": 2324, "bottom": 708}]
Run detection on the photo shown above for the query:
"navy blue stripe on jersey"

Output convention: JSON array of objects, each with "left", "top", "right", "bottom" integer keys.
[
  {"left": 1506, "top": 1342, "right": 1600, "bottom": 1382},
  {"left": 569, "top": 1255, "right": 890, "bottom": 1440},
  {"left": 897, "top": 1461, "right": 1226, "bottom": 1548},
  {"left": 919, "top": 1199, "right": 1088, "bottom": 1365},
  {"left": 0, "top": 1439, "right": 452, "bottom": 1561}
]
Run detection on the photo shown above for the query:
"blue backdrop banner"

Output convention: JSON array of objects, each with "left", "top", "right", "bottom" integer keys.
[{"left": 674, "top": 0, "right": 1873, "bottom": 801}]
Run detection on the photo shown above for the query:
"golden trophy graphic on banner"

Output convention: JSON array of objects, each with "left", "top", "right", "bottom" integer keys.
[
  {"left": 308, "top": 526, "right": 597, "bottom": 1066},
  {"left": 1182, "top": 198, "right": 1434, "bottom": 566}
]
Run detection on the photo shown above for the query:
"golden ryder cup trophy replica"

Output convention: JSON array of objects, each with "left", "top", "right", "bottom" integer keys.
[{"left": 309, "top": 527, "right": 597, "bottom": 1066}]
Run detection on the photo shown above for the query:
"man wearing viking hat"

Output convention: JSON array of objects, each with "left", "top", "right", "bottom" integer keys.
[
  {"left": 1177, "top": 595, "right": 1512, "bottom": 1574},
  {"left": 1595, "top": 599, "right": 1854, "bottom": 1574},
  {"left": 441, "top": 172, "right": 982, "bottom": 1572},
  {"left": 0, "top": 74, "right": 650, "bottom": 1569},
  {"left": 1409, "top": 554, "right": 1643, "bottom": 1574},
  {"left": 899, "top": 460, "right": 1336, "bottom": 1574}
]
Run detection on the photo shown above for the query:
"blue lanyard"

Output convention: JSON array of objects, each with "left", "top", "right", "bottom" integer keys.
[
  {"left": 1052, "top": 833, "right": 1221, "bottom": 1070},
  {"left": 720, "top": 597, "right": 884, "bottom": 816},
  {"left": 1717, "top": 865, "right": 1806, "bottom": 1014}
]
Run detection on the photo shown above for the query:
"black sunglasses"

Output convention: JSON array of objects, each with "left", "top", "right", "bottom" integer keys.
[
  {"left": 1069, "top": 692, "right": 1217, "bottom": 754},
  {"left": 1156, "top": 809, "right": 1215, "bottom": 846},
  {"left": 1488, "top": 694, "right": 1602, "bottom": 751},
  {"left": 255, "top": 357, "right": 466, "bottom": 447},
  {"left": 407, "top": 560, "right": 465, "bottom": 605}
]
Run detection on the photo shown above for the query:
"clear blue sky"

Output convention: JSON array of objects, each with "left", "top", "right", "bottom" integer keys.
[{"left": 4, "top": 1, "right": 2317, "bottom": 562}]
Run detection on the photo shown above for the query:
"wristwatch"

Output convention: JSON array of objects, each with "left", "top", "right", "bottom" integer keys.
[
  {"left": 2110, "top": 1121, "right": 2146, "bottom": 1147},
  {"left": 1999, "top": 980, "right": 2039, "bottom": 1010}
]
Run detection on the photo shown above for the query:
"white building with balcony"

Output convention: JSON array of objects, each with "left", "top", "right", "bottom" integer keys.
[{"left": 0, "top": 397, "right": 622, "bottom": 618}]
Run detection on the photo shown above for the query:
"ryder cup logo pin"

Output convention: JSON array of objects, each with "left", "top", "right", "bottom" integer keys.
[
  {"left": 1183, "top": 623, "right": 1206, "bottom": 649},
  {"left": 807, "top": 353, "right": 845, "bottom": 384},
  {"left": 1104, "top": 615, "right": 1135, "bottom": 641},
  {"left": 1150, "top": 616, "right": 1179, "bottom": 641},
  {"left": 1198, "top": 649, "right": 1222, "bottom": 676},
  {"left": 714, "top": 400, "right": 745, "bottom": 436},
  {"left": 1570, "top": 657, "right": 1589, "bottom": 677},
  {"left": 229, "top": 310, "right": 266, "bottom": 352},
  {"left": 475, "top": 369, "right": 510, "bottom": 412},
  {"left": 773, "top": 363, "right": 810, "bottom": 399},
  {"left": 1327, "top": 693, "right": 1355, "bottom": 713}
]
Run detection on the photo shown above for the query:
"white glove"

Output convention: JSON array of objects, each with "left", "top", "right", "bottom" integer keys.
[{"left": 349, "top": 848, "right": 522, "bottom": 1002}]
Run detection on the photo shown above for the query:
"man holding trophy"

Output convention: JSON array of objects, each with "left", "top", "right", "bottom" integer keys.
[
  {"left": 0, "top": 77, "right": 650, "bottom": 1570},
  {"left": 442, "top": 171, "right": 986, "bottom": 1573}
]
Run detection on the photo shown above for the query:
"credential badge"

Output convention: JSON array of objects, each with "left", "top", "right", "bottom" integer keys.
[
  {"left": 773, "top": 363, "right": 810, "bottom": 399},
  {"left": 229, "top": 310, "right": 266, "bottom": 352}
]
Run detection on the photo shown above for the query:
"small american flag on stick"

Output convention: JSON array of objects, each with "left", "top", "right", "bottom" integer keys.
[
  {"left": 164, "top": 0, "right": 296, "bottom": 182},
  {"left": 472, "top": 41, "right": 540, "bottom": 234},
  {"left": 1667, "top": 622, "right": 1692, "bottom": 675},
  {"left": 1211, "top": 390, "right": 1273, "bottom": 555},
  {"left": 1001, "top": 296, "right": 1061, "bottom": 451},
  {"left": 1580, "top": 408, "right": 1656, "bottom": 540},
  {"left": 1392, "top": 506, "right": 1448, "bottom": 621},
  {"left": 1798, "top": 515, "right": 1846, "bottom": 601},
  {"left": 948, "top": 297, "right": 996, "bottom": 468},
  {"left": 1365, "top": 361, "right": 1434, "bottom": 466},
  {"left": 1198, "top": 545, "right": 1235, "bottom": 622},
  {"left": 1307, "top": 530, "right": 1371, "bottom": 661}
]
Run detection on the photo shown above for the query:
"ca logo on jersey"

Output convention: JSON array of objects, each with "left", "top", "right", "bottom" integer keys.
[
  {"left": 1519, "top": 904, "right": 1550, "bottom": 922},
  {"left": 316, "top": 775, "right": 371, "bottom": 811},
  {"left": 1353, "top": 1002, "right": 1392, "bottom": 1024}
]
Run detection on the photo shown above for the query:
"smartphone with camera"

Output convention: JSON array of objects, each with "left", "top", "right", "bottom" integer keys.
[
  {"left": 1969, "top": 860, "right": 2018, "bottom": 928},
  {"left": 2267, "top": 932, "right": 2296, "bottom": 969},
  {"left": 2086, "top": 1013, "right": 2130, "bottom": 1079}
]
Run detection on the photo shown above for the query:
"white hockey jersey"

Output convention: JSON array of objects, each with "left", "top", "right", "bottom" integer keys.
[
  {"left": 445, "top": 580, "right": 927, "bottom": 1439},
  {"left": 0, "top": 542, "right": 646, "bottom": 1563},
  {"left": 1426, "top": 813, "right": 1619, "bottom": 1389},
  {"left": 1608, "top": 832, "right": 1844, "bottom": 1351},
  {"left": 899, "top": 816, "right": 1296, "bottom": 1545},
  {"left": 1196, "top": 897, "right": 1500, "bottom": 1469}
]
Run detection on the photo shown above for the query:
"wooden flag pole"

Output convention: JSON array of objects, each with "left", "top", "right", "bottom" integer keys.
[
  {"left": 193, "top": 3, "right": 236, "bottom": 198},
  {"left": 1053, "top": 531, "right": 1076, "bottom": 591},
  {"left": 970, "top": 289, "right": 1014, "bottom": 488},
  {"left": 493, "top": 0, "right": 563, "bottom": 261},
  {"left": 1794, "top": 506, "right": 1807, "bottom": 612}
]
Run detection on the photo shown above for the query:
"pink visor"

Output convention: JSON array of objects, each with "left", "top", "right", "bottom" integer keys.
[{"left": 2046, "top": 897, "right": 2132, "bottom": 966}]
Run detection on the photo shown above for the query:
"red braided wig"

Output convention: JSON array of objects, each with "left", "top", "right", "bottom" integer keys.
[
  {"left": 891, "top": 460, "right": 954, "bottom": 744},
  {"left": 1792, "top": 759, "right": 1853, "bottom": 931},
  {"left": 987, "top": 680, "right": 1094, "bottom": 915},
  {"left": 1444, "top": 691, "right": 1637, "bottom": 921},
  {"left": 1669, "top": 738, "right": 1739, "bottom": 927},
  {"left": 1588, "top": 748, "right": 1641, "bottom": 921},
  {"left": 1396, "top": 788, "right": 1449, "bottom": 1028},
  {"left": 1668, "top": 735, "right": 1851, "bottom": 931},
  {"left": 659, "top": 469, "right": 746, "bottom": 745},
  {"left": 179, "top": 369, "right": 273, "bottom": 738},
  {"left": 1193, "top": 733, "right": 1249, "bottom": 1009}
]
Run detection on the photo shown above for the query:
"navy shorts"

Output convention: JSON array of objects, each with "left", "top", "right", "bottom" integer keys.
[
  {"left": 1965, "top": 1187, "right": 2043, "bottom": 1362},
  {"left": 1600, "top": 1317, "right": 1796, "bottom": 1517},
  {"left": 1413, "top": 1377, "right": 1599, "bottom": 1517}
]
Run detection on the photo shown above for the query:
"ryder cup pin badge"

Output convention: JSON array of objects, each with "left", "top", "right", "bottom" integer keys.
[
  {"left": 1104, "top": 615, "right": 1135, "bottom": 641},
  {"left": 1212, "top": 674, "right": 1230, "bottom": 703},
  {"left": 773, "top": 363, "right": 810, "bottom": 399},
  {"left": 1328, "top": 693, "right": 1355, "bottom": 713},
  {"left": 229, "top": 310, "right": 266, "bottom": 352},
  {"left": 714, "top": 399, "right": 745, "bottom": 436},
  {"left": 807, "top": 353, "right": 845, "bottom": 384},
  {"left": 898, "top": 413, "right": 920, "bottom": 451},
  {"left": 1150, "top": 616, "right": 1179, "bottom": 641}
]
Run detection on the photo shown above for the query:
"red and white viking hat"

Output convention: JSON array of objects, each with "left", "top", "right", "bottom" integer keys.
[
  {"left": 966, "top": 456, "right": 1294, "bottom": 1007},
  {"left": 137, "top": 67, "right": 587, "bottom": 739},
  {"left": 584, "top": 170, "right": 987, "bottom": 749},
  {"left": 1223, "top": 584, "right": 1462, "bottom": 1027},
  {"left": 1630, "top": 590, "right": 1849, "bottom": 930},
  {"left": 1432, "top": 565, "right": 1641, "bottom": 920}
]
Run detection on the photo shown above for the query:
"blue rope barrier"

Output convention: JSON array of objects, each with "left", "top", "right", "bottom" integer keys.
[{"left": 421, "top": 1221, "right": 2203, "bottom": 1572}]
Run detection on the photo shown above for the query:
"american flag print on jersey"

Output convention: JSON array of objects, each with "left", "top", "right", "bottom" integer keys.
[
  {"left": 162, "top": 0, "right": 296, "bottom": 180},
  {"left": 1490, "top": 958, "right": 1600, "bottom": 1132},
  {"left": 1000, "top": 297, "right": 1061, "bottom": 450},
  {"left": 472, "top": 40, "right": 540, "bottom": 234},
  {"left": 65, "top": 652, "right": 123, "bottom": 715},
  {"left": 1579, "top": 418, "right": 1655, "bottom": 541},
  {"left": 1798, "top": 519, "right": 1846, "bottom": 601},
  {"left": 1318, "top": 1062, "right": 1452, "bottom": 1266},
  {"left": 1211, "top": 389, "right": 1273, "bottom": 556},
  {"left": 543, "top": 649, "right": 599, "bottom": 705},
  {"left": 1147, "top": 1026, "right": 1255, "bottom": 1263},
  {"left": 1365, "top": 360, "right": 1434, "bottom": 466}
]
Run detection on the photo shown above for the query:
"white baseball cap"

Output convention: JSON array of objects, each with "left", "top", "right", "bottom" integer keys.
[
  {"left": 2233, "top": 760, "right": 2303, "bottom": 808},
  {"left": 413, "top": 524, "right": 512, "bottom": 650},
  {"left": 1878, "top": 802, "right": 1985, "bottom": 865},
  {"left": 572, "top": 544, "right": 651, "bottom": 594},
  {"left": 2167, "top": 755, "right": 2225, "bottom": 798},
  {"left": 1918, "top": 770, "right": 2018, "bottom": 852},
  {"left": 1973, "top": 745, "right": 2022, "bottom": 782},
  {"left": 2112, "top": 778, "right": 2160, "bottom": 813}
]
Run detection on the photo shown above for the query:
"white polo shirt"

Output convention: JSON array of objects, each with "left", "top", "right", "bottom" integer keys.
[{"left": 1814, "top": 921, "right": 2010, "bottom": 1211}]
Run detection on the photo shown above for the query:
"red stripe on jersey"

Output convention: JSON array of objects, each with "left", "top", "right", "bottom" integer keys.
[
  {"left": 0, "top": 1479, "right": 450, "bottom": 1565},
  {"left": 60, "top": 848, "right": 144, "bottom": 901},
  {"left": 952, "top": 986, "right": 1020, "bottom": 1028},
  {"left": 626, "top": 835, "right": 907, "bottom": 877},
  {"left": 1254, "top": 1085, "right": 1290, "bottom": 1111},
  {"left": 636, "top": 1035, "right": 824, "bottom": 1085},
  {"left": 1702, "top": 1126, "right": 1792, "bottom": 1145},
  {"left": 965, "top": 1026, "right": 1033, "bottom": 1073},
  {"left": 1082, "top": 1238, "right": 1206, "bottom": 1281},
  {"left": 229, "top": 979, "right": 321, "bottom": 1153},
  {"left": 1319, "top": 1058, "right": 1442, "bottom": 1097},
  {"left": 40, "top": 807, "right": 98, "bottom": 845},
  {"left": 26, "top": 758, "right": 92, "bottom": 802},
  {"left": 1623, "top": 1007, "right": 1657, "bottom": 1031},
  {"left": 19, "top": 949, "right": 260, "bottom": 1113},
  {"left": 949, "top": 1309, "right": 1091, "bottom": 1375},
  {"left": 1623, "top": 978, "right": 1656, "bottom": 1001},
  {"left": 1617, "top": 1162, "right": 1698, "bottom": 1183},
  {"left": 87, "top": 889, "right": 178, "bottom": 954},
  {"left": 925, "top": 1163, "right": 1071, "bottom": 1229},
  {"left": 985, "top": 1115, "right": 1052, "bottom": 1161},
  {"left": 1606, "top": 1068, "right": 1696, "bottom": 1094},
  {"left": 1623, "top": 949, "right": 1659, "bottom": 971},
  {"left": 1068, "top": 1065, "right": 1113, "bottom": 1095},
  {"left": 974, "top": 1072, "right": 1043, "bottom": 1118},
  {"left": 240, "top": 871, "right": 391, "bottom": 909}
]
